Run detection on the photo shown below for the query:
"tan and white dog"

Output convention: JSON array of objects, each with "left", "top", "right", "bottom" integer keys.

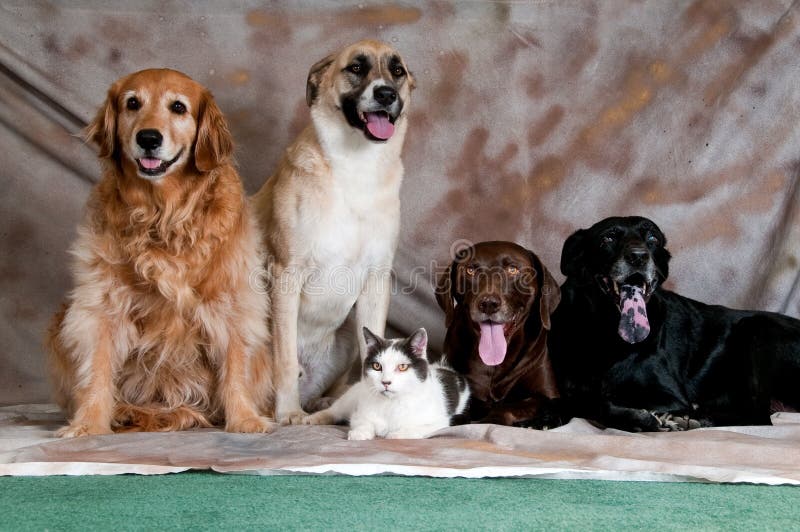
[{"left": 252, "top": 40, "right": 415, "bottom": 424}]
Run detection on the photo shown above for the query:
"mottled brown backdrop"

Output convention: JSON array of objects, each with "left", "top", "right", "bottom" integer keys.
[{"left": 1, "top": 1, "right": 798, "bottom": 404}]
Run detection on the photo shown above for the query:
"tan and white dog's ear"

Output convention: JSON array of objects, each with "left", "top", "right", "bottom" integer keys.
[
  {"left": 84, "top": 82, "right": 119, "bottom": 159},
  {"left": 306, "top": 53, "right": 335, "bottom": 107},
  {"left": 195, "top": 90, "right": 234, "bottom": 172},
  {"left": 406, "top": 68, "right": 417, "bottom": 91}
]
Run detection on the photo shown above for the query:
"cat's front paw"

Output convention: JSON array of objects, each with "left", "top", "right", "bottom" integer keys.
[{"left": 347, "top": 427, "right": 375, "bottom": 440}]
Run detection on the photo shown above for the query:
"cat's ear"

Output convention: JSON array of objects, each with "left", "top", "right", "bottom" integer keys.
[
  {"left": 407, "top": 328, "right": 428, "bottom": 358},
  {"left": 362, "top": 327, "right": 383, "bottom": 356}
]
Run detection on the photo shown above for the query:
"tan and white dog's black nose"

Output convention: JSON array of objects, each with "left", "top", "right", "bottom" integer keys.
[
  {"left": 136, "top": 129, "right": 163, "bottom": 151},
  {"left": 373, "top": 86, "right": 397, "bottom": 106}
]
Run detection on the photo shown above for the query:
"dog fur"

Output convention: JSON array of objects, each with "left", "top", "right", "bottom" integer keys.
[
  {"left": 47, "top": 69, "right": 275, "bottom": 437},
  {"left": 549, "top": 216, "right": 800, "bottom": 431},
  {"left": 252, "top": 40, "right": 415, "bottom": 424}
]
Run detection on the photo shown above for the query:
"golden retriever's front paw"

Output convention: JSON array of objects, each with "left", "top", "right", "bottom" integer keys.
[
  {"left": 278, "top": 410, "right": 309, "bottom": 426},
  {"left": 226, "top": 416, "right": 277, "bottom": 434},
  {"left": 55, "top": 423, "right": 113, "bottom": 438}
]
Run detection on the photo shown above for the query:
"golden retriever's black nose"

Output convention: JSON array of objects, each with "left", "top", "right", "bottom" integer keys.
[
  {"left": 136, "top": 129, "right": 163, "bottom": 151},
  {"left": 374, "top": 86, "right": 397, "bottom": 106},
  {"left": 478, "top": 295, "right": 501, "bottom": 315}
]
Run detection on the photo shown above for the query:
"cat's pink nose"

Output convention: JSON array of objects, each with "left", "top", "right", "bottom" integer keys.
[{"left": 382, "top": 381, "right": 391, "bottom": 387}]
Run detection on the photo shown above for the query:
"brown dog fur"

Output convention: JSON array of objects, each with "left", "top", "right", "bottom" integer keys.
[{"left": 46, "top": 69, "right": 275, "bottom": 437}]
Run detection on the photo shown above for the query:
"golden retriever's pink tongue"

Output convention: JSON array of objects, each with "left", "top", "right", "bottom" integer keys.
[
  {"left": 618, "top": 284, "right": 650, "bottom": 343},
  {"left": 140, "top": 158, "right": 161, "bottom": 170},
  {"left": 478, "top": 321, "right": 507, "bottom": 366},
  {"left": 365, "top": 112, "right": 394, "bottom": 140}
]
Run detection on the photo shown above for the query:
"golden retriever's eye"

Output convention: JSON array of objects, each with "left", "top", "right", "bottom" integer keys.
[
  {"left": 396, "top": 364, "right": 408, "bottom": 372},
  {"left": 506, "top": 265, "right": 519, "bottom": 275},
  {"left": 126, "top": 97, "right": 141, "bottom": 111},
  {"left": 347, "top": 63, "right": 362, "bottom": 74},
  {"left": 170, "top": 101, "right": 187, "bottom": 115},
  {"left": 371, "top": 362, "right": 381, "bottom": 371},
  {"left": 392, "top": 66, "right": 405, "bottom": 77}
]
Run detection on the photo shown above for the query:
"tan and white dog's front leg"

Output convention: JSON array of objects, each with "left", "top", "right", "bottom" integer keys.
[
  {"left": 355, "top": 266, "right": 393, "bottom": 360},
  {"left": 222, "top": 333, "right": 277, "bottom": 434},
  {"left": 270, "top": 265, "right": 307, "bottom": 424}
]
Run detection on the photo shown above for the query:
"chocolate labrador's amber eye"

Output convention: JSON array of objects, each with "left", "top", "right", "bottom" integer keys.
[
  {"left": 465, "top": 266, "right": 476, "bottom": 276},
  {"left": 506, "top": 265, "right": 519, "bottom": 275},
  {"left": 371, "top": 362, "right": 382, "bottom": 371},
  {"left": 126, "top": 97, "right": 141, "bottom": 111},
  {"left": 397, "top": 364, "right": 409, "bottom": 372}
]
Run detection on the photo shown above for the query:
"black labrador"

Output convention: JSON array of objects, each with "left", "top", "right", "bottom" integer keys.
[{"left": 548, "top": 216, "right": 800, "bottom": 431}]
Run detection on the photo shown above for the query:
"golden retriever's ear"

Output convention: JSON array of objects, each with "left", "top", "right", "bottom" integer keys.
[
  {"left": 306, "top": 53, "right": 335, "bottom": 107},
  {"left": 528, "top": 250, "right": 561, "bottom": 330},
  {"left": 84, "top": 83, "right": 118, "bottom": 159},
  {"left": 195, "top": 91, "right": 233, "bottom": 172}
]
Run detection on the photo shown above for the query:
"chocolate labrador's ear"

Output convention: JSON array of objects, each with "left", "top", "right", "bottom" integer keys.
[
  {"left": 434, "top": 260, "right": 460, "bottom": 328},
  {"left": 560, "top": 228, "right": 589, "bottom": 281},
  {"left": 84, "top": 80, "right": 120, "bottom": 160},
  {"left": 306, "top": 53, "right": 335, "bottom": 107},
  {"left": 195, "top": 91, "right": 234, "bottom": 172},
  {"left": 528, "top": 250, "right": 561, "bottom": 330}
]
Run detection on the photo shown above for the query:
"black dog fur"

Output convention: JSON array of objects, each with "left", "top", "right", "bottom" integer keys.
[{"left": 548, "top": 216, "right": 800, "bottom": 432}]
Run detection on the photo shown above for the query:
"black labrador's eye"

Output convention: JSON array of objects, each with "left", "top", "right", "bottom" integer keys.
[
  {"left": 601, "top": 234, "right": 616, "bottom": 245},
  {"left": 646, "top": 233, "right": 660, "bottom": 246},
  {"left": 347, "top": 63, "right": 362, "bottom": 74},
  {"left": 170, "top": 101, "right": 187, "bottom": 115},
  {"left": 126, "top": 97, "right": 141, "bottom": 111}
]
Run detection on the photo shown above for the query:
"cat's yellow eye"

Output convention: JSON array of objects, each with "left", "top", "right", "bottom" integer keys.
[
  {"left": 397, "top": 364, "right": 409, "bottom": 372},
  {"left": 372, "top": 362, "right": 382, "bottom": 371}
]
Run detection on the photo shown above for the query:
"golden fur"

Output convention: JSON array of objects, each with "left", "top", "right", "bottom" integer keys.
[{"left": 47, "top": 68, "right": 275, "bottom": 437}]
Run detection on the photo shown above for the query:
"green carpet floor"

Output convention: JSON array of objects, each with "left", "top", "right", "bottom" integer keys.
[{"left": 2, "top": 473, "right": 799, "bottom": 530}]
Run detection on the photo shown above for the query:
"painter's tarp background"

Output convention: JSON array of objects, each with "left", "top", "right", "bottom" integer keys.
[{"left": 1, "top": 1, "right": 799, "bottom": 405}]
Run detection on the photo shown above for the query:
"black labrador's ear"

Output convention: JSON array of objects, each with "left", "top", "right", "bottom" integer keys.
[
  {"left": 434, "top": 260, "right": 459, "bottom": 328},
  {"left": 306, "top": 53, "right": 335, "bottom": 107},
  {"left": 527, "top": 250, "right": 561, "bottom": 330},
  {"left": 560, "top": 228, "right": 589, "bottom": 281}
]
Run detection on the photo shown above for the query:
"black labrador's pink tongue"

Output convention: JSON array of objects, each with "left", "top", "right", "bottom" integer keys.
[
  {"left": 364, "top": 112, "right": 394, "bottom": 140},
  {"left": 618, "top": 284, "right": 650, "bottom": 343},
  {"left": 478, "top": 321, "right": 507, "bottom": 366}
]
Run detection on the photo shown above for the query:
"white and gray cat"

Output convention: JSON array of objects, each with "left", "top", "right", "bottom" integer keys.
[{"left": 301, "top": 327, "right": 470, "bottom": 440}]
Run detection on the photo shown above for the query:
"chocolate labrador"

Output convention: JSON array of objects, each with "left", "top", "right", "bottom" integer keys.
[
  {"left": 549, "top": 216, "right": 800, "bottom": 431},
  {"left": 433, "top": 241, "right": 560, "bottom": 427}
]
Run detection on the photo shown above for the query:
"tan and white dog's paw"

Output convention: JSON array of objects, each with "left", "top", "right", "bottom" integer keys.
[
  {"left": 300, "top": 410, "right": 335, "bottom": 425},
  {"left": 55, "top": 423, "right": 113, "bottom": 438},
  {"left": 226, "top": 416, "right": 277, "bottom": 434},
  {"left": 278, "top": 410, "right": 310, "bottom": 426}
]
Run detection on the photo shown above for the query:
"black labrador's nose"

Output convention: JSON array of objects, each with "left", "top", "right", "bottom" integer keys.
[
  {"left": 478, "top": 295, "right": 501, "bottom": 315},
  {"left": 373, "top": 86, "right": 397, "bottom": 106},
  {"left": 625, "top": 247, "right": 649, "bottom": 266},
  {"left": 136, "top": 129, "right": 163, "bottom": 151}
]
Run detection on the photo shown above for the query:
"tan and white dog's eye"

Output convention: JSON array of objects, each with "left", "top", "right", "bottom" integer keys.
[
  {"left": 126, "top": 96, "right": 141, "bottom": 111},
  {"left": 170, "top": 101, "right": 187, "bottom": 115},
  {"left": 392, "top": 66, "right": 405, "bottom": 77},
  {"left": 347, "top": 64, "right": 361, "bottom": 74}
]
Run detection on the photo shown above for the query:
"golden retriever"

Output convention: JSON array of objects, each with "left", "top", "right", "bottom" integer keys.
[{"left": 47, "top": 68, "right": 275, "bottom": 437}]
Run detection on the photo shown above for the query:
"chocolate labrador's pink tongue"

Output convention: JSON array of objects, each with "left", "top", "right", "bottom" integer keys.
[
  {"left": 478, "top": 321, "right": 507, "bottom": 366},
  {"left": 618, "top": 284, "right": 650, "bottom": 343},
  {"left": 365, "top": 112, "right": 394, "bottom": 140}
]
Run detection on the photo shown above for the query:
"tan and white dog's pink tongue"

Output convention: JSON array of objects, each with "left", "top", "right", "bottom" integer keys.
[
  {"left": 365, "top": 112, "right": 394, "bottom": 140},
  {"left": 140, "top": 158, "right": 162, "bottom": 170},
  {"left": 618, "top": 284, "right": 650, "bottom": 343},
  {"left": 478, "top": 321, "right": 507, "bottom": 366}
]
